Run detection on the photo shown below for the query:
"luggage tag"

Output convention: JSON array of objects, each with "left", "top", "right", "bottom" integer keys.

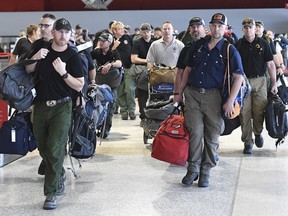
[{"left": 11, "top": 127, "right": 16, "bottom": 142}]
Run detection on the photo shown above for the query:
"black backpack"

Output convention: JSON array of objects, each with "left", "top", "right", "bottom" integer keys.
[
  {"left": 265, "top": 93, "right": 288, "bottom": 146},
  {"left": 68, "top": 96, "right": 97, "bottom": 177}
]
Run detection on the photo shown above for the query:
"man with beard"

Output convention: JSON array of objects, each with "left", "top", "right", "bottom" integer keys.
[
  {"left": 174, "top": 13, "right": 244, "bottom": 187},
  {"left": 174, "top": 17, "right": 206, "bottom": 96},
  {"left": 26, "top": 18, "right": 84, "bottom": 210}
]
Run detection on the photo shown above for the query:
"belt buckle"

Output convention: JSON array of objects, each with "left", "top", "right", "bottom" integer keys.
[
  {"left": 46, "top": 100, "right": 57, "bottom": 107},
  {"left": 199, "top": 88, "right": 205, "bottom": 93}
]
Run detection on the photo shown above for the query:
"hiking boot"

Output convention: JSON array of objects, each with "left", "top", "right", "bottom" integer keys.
[
  {"left": 43, "top": 195, "right": 57, "bottom": 210},
  {"left": 55, "top": 173, "right": 66, "bottom": 196},
  {"left": 38, "top": 160, "right": 46, "bottom": 176},
  {"left": 243, "top": 144, "right": 253, "bottom": 154},
  {"left": 255, "top": 134, "right": 264, "bottom": 148},
  {"left": 182, "top": 171, "right": 198, "bottom": 186},
  {"left": 121, "top": 113, "right": 128, "bottom": 120},
  {"left": 129, "top": 112, "right": 136, "bottom": 120},
  {"left": 198, "top": 172, "right": 210, "bottom": 188}
]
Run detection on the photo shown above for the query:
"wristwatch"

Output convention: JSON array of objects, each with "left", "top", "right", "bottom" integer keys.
[{"left": 62, "top": 72, "right": 69, "bottom": 79}]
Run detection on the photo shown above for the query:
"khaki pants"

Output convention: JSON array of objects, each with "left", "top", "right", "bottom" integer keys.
[
  {"left": 240, "top": 76, "right": 268, "bottom": 144},
  {"left": 184, "top": 86, "right": 224, "bottom": 173}
]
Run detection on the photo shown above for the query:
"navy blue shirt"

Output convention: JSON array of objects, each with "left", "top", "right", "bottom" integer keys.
[{"left": 184, "top": 38, "right": 244, "bottom": 89}]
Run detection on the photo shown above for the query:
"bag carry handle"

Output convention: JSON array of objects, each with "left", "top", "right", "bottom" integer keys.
[{"left": 170, "top": 102, "right": 184, "bottom": 116}]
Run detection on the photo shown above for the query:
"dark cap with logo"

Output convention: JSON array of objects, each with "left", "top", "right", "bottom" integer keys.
[
  {"left": 54, "top": 18, "right": 72, "bottom": 31},
  {"left": 209, "top": 13, "right": 227, "bottom": 25},
  {"left": 242, "top": 18, "right": 255, "bottom": 27},
  {"left": 99, "top": 32, "right": 113, "bottom": 43},
  {"left": 189, "top": 17, "right": 205, "bottom": 26},
  {"left": 255, "top": 20, "right": 264, "bottom": 28},
  {"left": 140, "top": 23, "right": 152, "bottom": 31}
]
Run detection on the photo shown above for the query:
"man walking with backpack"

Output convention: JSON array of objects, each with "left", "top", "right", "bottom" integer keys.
[
  {"left": 26, "top": 18, "right": 85, "bottom": 210},
  {"left": 174, "top": 13, "right": 244, "bottom": 187}
]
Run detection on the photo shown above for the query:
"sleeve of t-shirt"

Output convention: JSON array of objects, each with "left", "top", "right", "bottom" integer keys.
[
  {"left": 176, "top": 46, "right": 189, "bottom": 69},
  {"left": 264, "top": 40, "right": 274, "bottom": 62},
  {"left": 12, "top": 38, "right": 23, "bottom": 55}
]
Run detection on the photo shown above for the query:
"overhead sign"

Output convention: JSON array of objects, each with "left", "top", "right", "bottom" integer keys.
[{"left": 81, "top": 0, "right": 113, "bottom": 9}]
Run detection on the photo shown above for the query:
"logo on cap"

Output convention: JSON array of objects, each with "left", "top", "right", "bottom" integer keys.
[
  {"left": 210, "top": 13, "right": 227, "bottom": 25},
  {"left": 242, "top": 18, "right": 255, "bottom": 27}
]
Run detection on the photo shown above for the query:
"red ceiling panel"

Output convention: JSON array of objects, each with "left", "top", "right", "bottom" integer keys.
[{"left": 0, "top": 0, "right": 286, "bottom": 11}]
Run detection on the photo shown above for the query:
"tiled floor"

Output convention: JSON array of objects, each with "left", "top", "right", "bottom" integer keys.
[{"left": 1, "top": 112, "right": 288, "bottom": 216}]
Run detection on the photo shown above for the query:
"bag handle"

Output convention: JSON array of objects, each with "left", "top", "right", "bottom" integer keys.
[{"left": 277, "top": 74, "right": 288, "bottom": 88}]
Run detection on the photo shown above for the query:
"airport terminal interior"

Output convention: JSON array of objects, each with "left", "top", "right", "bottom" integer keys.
[{"left": 0, "top": 1, "right": 288, "bottom": 216}]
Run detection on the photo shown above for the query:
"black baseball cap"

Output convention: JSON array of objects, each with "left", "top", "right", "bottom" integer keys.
[
  {"left": 255, "top": 20, "right": 264, "bottom": 28},
  {"left": 209, "top": 13, "right": 227, "bottom": 25},
  {"left": 189, "top": 17, "right": 205, "bottom": 26},
  {"left": 54, "top": 18, "right": 72, "bottom": 31}
]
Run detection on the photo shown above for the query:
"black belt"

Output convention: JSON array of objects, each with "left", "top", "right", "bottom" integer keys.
[
  {"left": 45, "top": 96, "right": 71, "bottom": 107},
  {"left": 247, "top": 75, "right": 265, "bottom": 79},
  {"left": 190, "top": 86, "right": 219, "bottom": 94}
]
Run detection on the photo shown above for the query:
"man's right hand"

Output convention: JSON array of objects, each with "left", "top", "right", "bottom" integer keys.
[{"left": 33, "top": 48, "right": 49, "bottom": 60}]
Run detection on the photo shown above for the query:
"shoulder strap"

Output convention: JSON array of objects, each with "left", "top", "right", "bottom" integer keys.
[
  {"left": 221, "top": 39, "right": 230, "bottom": 66},
  {"left": 222, "top": 43, "right": 232, "bottom": 95}
]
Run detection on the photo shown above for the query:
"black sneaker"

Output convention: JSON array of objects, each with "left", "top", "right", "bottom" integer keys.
[
  {"left": 43, "top": 195, "right": 57, "bottom": 210},
  {"left": 243, "top": 144, "right": 253, "bottom": 154},
  {"left": 255, "top": 134, "right": 264, "bottom": 148},
  {"left": 55, "top": 173, "right": 66, "bottom": 196},
  {"left": 38, "top": 160, "right": 46, "bottom": 176},
  {"left": 182, "top": 171, "right": 198, "bottom": 186}
]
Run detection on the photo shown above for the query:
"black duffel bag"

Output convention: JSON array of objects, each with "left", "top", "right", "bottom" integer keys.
[{"left": 96, "top": 66, "right": 123, "bottom": 89}]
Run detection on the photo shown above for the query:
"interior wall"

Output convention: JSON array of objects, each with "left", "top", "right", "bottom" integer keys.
[{"left": 0, "top": 8, "right": 287, "bottom": 38}]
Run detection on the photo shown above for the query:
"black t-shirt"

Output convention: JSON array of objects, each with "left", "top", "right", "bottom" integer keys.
[
  {"left": 131, "top": 37, "right": 154, "bottom": 62},
  {"left": 90, "top": 48, "right": 121, "bottom": 67},
  {"left": 176, "top": 41, "right": 193, "bottom": 69},
  {"left": 12, "top": 37, "right": 32, "bottom": 57},
  {"left": 235, "top": 37, "right": 273, "bottom": 77},
  {"left": 29, "top": 42, "right": 84, "bottom": 101},
  {"left": 116, "top": 34, "right": 132, "bottom": 68}
]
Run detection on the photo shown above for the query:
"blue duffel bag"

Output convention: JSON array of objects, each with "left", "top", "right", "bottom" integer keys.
[{"left": 0, "top": 111, "right": 37, "bottom": 155}]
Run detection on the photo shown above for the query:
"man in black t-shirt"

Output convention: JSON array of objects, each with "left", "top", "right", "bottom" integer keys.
[
  {"left": 26, "top": 18, "right": 84, "bottom": 210},
  {"left": 91, "top": 32, "right": 122, "bottom": 138},
  {"left": 130, "top": 23, "right": 154, "bottom": 125},
  {"left": 235, "top": 18, "right": 277, "bottom": 154}
]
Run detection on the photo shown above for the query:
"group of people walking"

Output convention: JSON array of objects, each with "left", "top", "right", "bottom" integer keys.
[{"left": 8, "top": 11, "right": 287, "bottom": 210}]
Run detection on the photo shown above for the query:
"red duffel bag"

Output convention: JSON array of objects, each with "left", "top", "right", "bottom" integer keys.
[{"left": 151, "top": 111, "right": 189, "bottom": 166}]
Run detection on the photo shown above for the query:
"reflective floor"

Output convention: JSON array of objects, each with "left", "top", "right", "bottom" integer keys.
[{"left": 1, "top": 112, "right": 288, "bottom": 216}]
